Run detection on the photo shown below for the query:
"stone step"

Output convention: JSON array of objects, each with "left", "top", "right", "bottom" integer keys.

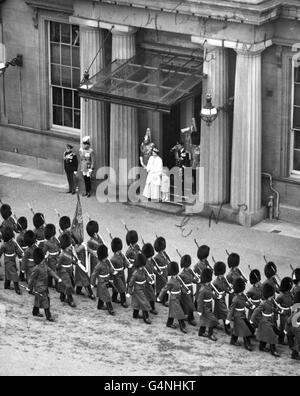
[
  {"left": 278, "top": 204, "right": 300, "bottom": 225},
  {"left": 125, "top": 200, "right": 185, "bottom": 215}
]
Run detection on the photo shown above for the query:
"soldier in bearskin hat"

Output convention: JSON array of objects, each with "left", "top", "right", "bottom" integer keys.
[
  {"left": 153, "top": 237, "right": 169, "bottom": 305},
  {"left": 90, "top": 245, "right": 115, "bottom": 315},
  {"left": 226, "top": 253, "right": 244, "bottom": 306},
  {"left": 293, "top": 268, "right": 300, "bottom": 297},
  {"left": 197, "top": 268, "right": 219, "bottom": 341},
  {"left": 251, "top": 283, "right": 280, "bottom": 357},
  {"left": 142, "top": 243, "right": 158, "bottom": 315},
  {"left": 43, "top": 224, "right": 61, "bottom": 288},
  {"left": 276, "top": 277, "right": 294, "bottom": 345},
  {"left": 179, "top": 254, "right": 199, "bottom": 326},
  {"left": 110, "top": 237, "right": 129, "bottom": 308},
  {"left": 246, "top": 269, "right": 263, "bottom": 321},
  {"left": 158, "top": 261, "right": 187, "bottom": 334},
  {"left": 128, "top": 253, "right": 152, "bottom": 324},
  {"left": 125, "top": 230, "right": 141, "bottom": 286},
  {"left": 194, "top": 245, "right": 212, "bottom": 308},
  {"left": 226, "top": 278, "right": 254, "bottom": 351},
  {"left": 33, "top": 212, "right": 46, "bottom": 250},
  {"left": 86, "top": 220, "right": 103, "bottom": 276},
  {"left": 21, "top": 230, "right": 37, "bottom": 282},
  {"left": 263, "top": 261, "right": 280, "bottom": 294},
  {"left": 16, "top": 216, "right": 28, "bottom": 281},
  {"left": 0, "top": 227, "right": 23, "bottom": 294},
  {"left": 0, "top": 203, "right": 18, "bottom": 239},
  {"left": 28, "top": 248, "right": 62, "bottom": 322},
  {"left": 286, "top": 291, "right": 300, "bottom": 360},
  {"left": 213, "top": 261, "right": 231, "bottom": 334}
]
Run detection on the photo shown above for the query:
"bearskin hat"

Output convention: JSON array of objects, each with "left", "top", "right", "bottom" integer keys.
[
  {"left": 181, "top": 255, "right": 192, "bottom": 269},
  {"left": 0, "top": 204, "right": 12, "bottom": 220},
  {"left": 264, "top": 262, "right": 277, "bottom": 279},
  {"left": 228, "top": 253, "right": 240, "bottom": 269},
  {"left": 33, "top": 213, "right": 45, "bottom": 229},
  {"left": 33, "top": 248, "right": 45, "bottom": 265},
  {"left": 134, "top": 253, "right": 146, "bottom": 269},
  {"left": 97, "top": 245, "right": 108, "bottom": 261},
  {"left": 233, "top": 278, "right": 246, "bottom": 294},
  {"left": 86, "top": 221, "right": 99, "bottom": 237},
  {"left": 154, "top": 237, "right": 166, "bottom": 253},
  {"left": 263, "top": 283, "right": 275, "bottom": 300},
  {"left": 59, "top": 216, "right": 71, "bottom": 231},
  {"left": 142, "top": 243, "right": 154, "bottom": 259},
  {"left": 214, "top": 261, "right": 226, "bottom": 276},
  {"left": 60, "top": 233, "right": 72, "bottom": 250},
  {"left": 2, "top": 227, "right": 14, "bottom": 243},
  {"left": 249, "top": 269, "right": 261, "bottom": 285},
  {"left": 197, "top": 245, "right": 210, "bottom": 260},
  {"left": 44, "top": 224, "right": 56, "bottom": 240},
  {"left": 126, "top": 230, "right": 138, "bottom": 246},
  {"left": 294, "top": 291, "right": 300, "bottom": 304},
  {"left": 24, "top": 230, "right": 36, "bottom": 247},
  {"left": 111, "top": 237, "right": 123, "bottom": 253},
  {"left": 293, "top": 268, "right": 300, "bottom": 284},
  {"left": 201, "top": 268, "right": 213, "bottom": 284},
  {"left": 280, "top": 277, "right": 293, "bottom": 293},
  {"left": 17, "top": 217, "right": 27, "bottom": 233},
  {"left": 169, "top": 261, "right": 179, "bottom": 276}
]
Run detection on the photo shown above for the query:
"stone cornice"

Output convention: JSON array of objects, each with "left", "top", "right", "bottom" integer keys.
[{"left": 25, "top": 0, "right": 73, "bottom": 14}]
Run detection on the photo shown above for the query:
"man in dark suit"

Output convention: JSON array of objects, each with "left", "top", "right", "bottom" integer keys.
[{"left": 63, "top": 144, "right": 78, "bottom": 194}]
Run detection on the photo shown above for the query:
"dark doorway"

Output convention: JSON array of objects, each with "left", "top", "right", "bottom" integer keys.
[{"left": 163, "top": 103, "right": 181, "bottom": 169}]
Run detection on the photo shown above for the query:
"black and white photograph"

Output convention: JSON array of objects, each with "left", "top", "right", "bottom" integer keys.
[{"left": 0, "top": 0, "right": 300, "bottom": 379}]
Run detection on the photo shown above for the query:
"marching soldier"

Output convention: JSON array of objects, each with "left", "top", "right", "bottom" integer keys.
[
  {"left": 286, "top": 291, "right": 300, "bottom": 360},
  {"left": 226, "top": 253, "right": 244, "bottom": 306},
  {"left": 0, "top": 227, "right": 23, "bottom": 294},
  {"left": 179, "top": 255, "right": 198, "bottom": 326},
  {"left": 0, "top": 204, "right": 18, "bottom": 238},
  {"left": 16, "top": 217, "right": 28, "bottom": 250},
  {"left": 43, "top": 224, "right": 61, "bottom": 288},
  {"left": 226, "top": 278, "right": 254, "bottom": 351},
  {"left": 246, "top": 269, "right": 263, "bottom": 322},
  {"left": 128, "top": 253, "right": 152, "bottom": 325},
  {"left": 276, "top": 277, "right": 294, "bottom": 345},
  {"left": 33, "top": 213, "right": 46, "bottom": 250},
  {"left": 28, "top": 248, "right": 62, "bottom": 322},
  {"left": 79, "top": 136, "right": 95, "bottom": 198},
  {"left": 213, "top": 261, "right": 231, "bottom": 334},
  {"left": 158, "top": 261, "right": 187, "bottom": 334},
  {"left": 86, "top": 220, "right": 103, "bottom": 276},
  {"left": 194, "top": 245, "right": 211, "bottom": 305},
  {"left": 141, "top": 243, "right": 158, "bottom": 315},
  {"left": 125, "top": 230, "right": 141, "bottom": 285},
  {"left": 21, "top": 230, "right": 37, "bottom": 282},
  {"left": 91, "top": 245, "right": 115, "bottom": 315},
  {"left": 110, "top": 237, "right": 129, "bottom": 308},
  {"left": 153, "top": 237, "right": 169, "bottom": 305},
  {"left": 263, "top": 262, "right": 280, "bottom": 294}
]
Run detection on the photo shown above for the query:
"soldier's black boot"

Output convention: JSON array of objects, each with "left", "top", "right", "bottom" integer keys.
[
  {"left": 230, "top": 335, "right": 241, "bottom": 347},
  {"left": 14, "top": 282, "right": 21, "bottom": 295},
  {"left": 270, "top": 345, "right": 280, "bottom": 358},
  {"left": 120, "top": 293, "right": 128, "bottom": 308},
  {"left": 19, "top": 272, "right": 25, "bottom": 282},
  {"left": 4, "top": 279, "right": 12, "bottom": 290},
  {"left": 86, "top": 286, "right": 96, "bottom": 300},
  {"left": 278, "top": 332, "right": 285, "bottom": 345},
  {"left": 142, "top": 311, "right": 152, "bottom": 325},
  {"left": 67, "top": 295, "right": 76, "bottom": 308},
  {"left": 208, "top": 327, "right": 217, "bottom": 342},
  {"left": 259, "top": 341, "right": 269, "bottom": 352},
  {"left": 97, "top": 299, "right": 105, "bottom": 310},
  {"left": 243, "top": 337, "right": 253, "bottom": 352},
  {"left": 76, "top": 286, "right": 84, "bottom": 296},
  {"left": 291, "top": 351, "right": 300, "bottom": 360},
  {"left": 223, "top": 320, "right": 231, "bottom": 335},
  {"left": 166, "top": 317, "right": 176, "bottom": 329},
  {"left": 45, "top": 309, "right": 55, "bottom": 322},
  {"left": 133, "top": 310, "right": 140, "bottom": 319},
  {"left": 179, "top": 320, "right": 188, "bottom": 334},
  {"left": 198, "top": 326, "right": 207, "bottom": 338},
  {"left": 32, "top": 307, "right": 43, "bottom": 318},
  {"left": 60, "top": 293, "right": 66, "bottom": 302},
  {"left": 106, "top": 302, "right": 116, "bottom": 316},
  {"left": 287, "top": 334, "right": 294, "bottom": 349},
  {"left": 150, "top": 301, "right": 158, "bottom": 315},
  {"left": 188, "top": 312, "right": 197, "bottom": 326},
  {"left": 112, "top": 291, "right": 121, "bottom": 303}
]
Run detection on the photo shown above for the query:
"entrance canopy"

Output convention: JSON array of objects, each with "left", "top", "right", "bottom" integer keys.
[{"left": 78, "top": 49, "right": 204, "bottom": 113}]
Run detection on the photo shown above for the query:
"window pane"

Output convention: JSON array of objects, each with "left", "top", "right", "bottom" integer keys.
[
  {"left": 72, "top": 46, "right": 80, "bottom": 68},
  {"left": 61, "top": 66, "right": 72, "bottom": 87},
  {"left": 52, "top": 87, "right": 62, "bottom": 106},
  {"left": 72, "top": 26, "right": 80, "bottom": 46},
  {"left": 72, "top": 68, "right": 80, "bottom": 88},
  {"left": 50, "top": 22, "right": 60, "bottom": 42},
  {"left": 293, "top": 107, "right": 300, "bottom": 130},
  {"left": 51, "top": 64, "right": 61, "bottom": 86},
  {"left": 294, "top": 84, "right": 300, "bottom": 106},
  {"left": 293, "top": 150, "right": 300, "bottom": 171},
  {"left": 63, "top": 107, "right": 73, "bottom": 127},
  {"left": 74, "top": 91, "right": 80, "bottom": 109},
  {"left": 61, "top": 23, "right": 70, "bottom": 44},
  {"left": 50, "top": 43, "right": 60, "bottom": 64},
  {"left": 63, "top": 89, "right": 72, "bottom": 108},
  {"left": 294, "top": 132, "right": 300, "bottom": 149},
  {"left": 61, "top": 45, "right": 71, "bottom": 66},
  {"left": 295, "top": 66, "right": 300, "bottom": 83},
  {"left": 74, "top": 109, "right": 80, "bottom": 129},
  {"left": 53, "top": 106, "right": 62, "bottom": 125}
]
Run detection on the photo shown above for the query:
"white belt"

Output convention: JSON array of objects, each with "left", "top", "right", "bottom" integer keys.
[
  {"left": 250, "top": 299, "right": 261, "bottom": 303},
  {"left": 62, "top": 264, "right": 73, "bottom": 268},
  {"left": 136, "top": 281, "right": 146, "bottom": 285},
  {"left": 5, "top": 253, "right": 16, "bottom": 257},
  {"left": 204, "top": 299, "right": 213, "bottom": 303},
  {"left": 49, "top": 251, "right": 60, "bottom": 256},
  {"left": 186, "top": 283, "right": 193, "bottom": 287},
  {"left": 235, "top": 308, "right": 245, "bottom": 312},
  {"left": 281, "top": 307, "right": 291, "bottom": 311},
  {"left": 262, "top": 312, "right": 274, "bottom": 317},
  {"left": 28, "top": 259, "right": 34, "bottom": 262},
  {"left": 171, "top": 291, "right": 181, "bottom": 295},
  {"left": 37, "top": 239, "right": 46, "bottom": 243},
  {"left": 99, "top": 274, "right": 109, "bottom": 278},
  {"left": 157, "top": 265, "right": 168, "bottom": 270},
  {"left": 115, "top": 267, "right": 124, "bottom": 272}
]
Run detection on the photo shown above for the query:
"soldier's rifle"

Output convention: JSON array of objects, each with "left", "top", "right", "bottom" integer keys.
[{"left": 19, "top": 284, "right": 43, "bottom": 298}]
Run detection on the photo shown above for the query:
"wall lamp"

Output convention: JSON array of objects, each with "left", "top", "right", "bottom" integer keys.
[
  {"left": 0, "top": 54, "right": 23, "bottom": 76},
  {"left": 200, "top": 94, "right": 234, "bottom": 126}
]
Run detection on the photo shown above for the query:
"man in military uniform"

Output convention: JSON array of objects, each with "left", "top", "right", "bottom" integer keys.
[
  {"left": 79, "top": 136, "right": 95, "bottom": 198},
  {"left": 63, "top": 144, "right": 78, "bottom": 195}
]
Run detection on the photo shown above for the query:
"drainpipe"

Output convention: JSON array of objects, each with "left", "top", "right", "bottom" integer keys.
[{"left": 262, "top": 172, "right": 280, "bottom": 220}]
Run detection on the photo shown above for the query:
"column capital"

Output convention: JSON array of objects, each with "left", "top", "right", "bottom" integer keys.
[{"left": 111, "top": 26, "right": 137, "bottom": 36}]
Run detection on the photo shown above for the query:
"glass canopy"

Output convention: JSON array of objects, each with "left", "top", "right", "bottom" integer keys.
[{"left": 78, "top": 49, "right": 203, "bottom": 113}]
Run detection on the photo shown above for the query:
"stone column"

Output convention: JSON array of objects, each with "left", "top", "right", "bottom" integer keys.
[
  {"left": 230, "top": 49, "right": 262, "bottom": 219},
  {"left": 200, "top": 46, "right": 230, "bottom": 204},
  {"left": 110, "top": 27, "right": 138, "bottom": 185},
  {"left": 80, "top": 26, "right": 107, "bottom": 171}
]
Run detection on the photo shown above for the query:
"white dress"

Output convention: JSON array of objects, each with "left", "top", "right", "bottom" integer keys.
[{"left": 143, "top": 156, "right": 163, "bottom": 200}]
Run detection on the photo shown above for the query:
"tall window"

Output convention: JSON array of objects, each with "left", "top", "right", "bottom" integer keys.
[
  {"left": 292, "top": 61, "right": 300, "bottom": 173},
  {"left": 49, "top": 22, "right": 81, "bottom": 130}
]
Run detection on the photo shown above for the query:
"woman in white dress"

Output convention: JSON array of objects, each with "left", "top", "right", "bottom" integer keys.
[{"left": 143, "top": 148, "right": 163, "bottom": 201}]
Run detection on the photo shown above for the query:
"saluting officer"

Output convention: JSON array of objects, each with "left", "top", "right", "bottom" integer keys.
[
  {"left": 79, "top": 136, "right": 95, "bottom": 198},
  {"left": 63, "top": 144, "right": 78, "bottom": 195}
]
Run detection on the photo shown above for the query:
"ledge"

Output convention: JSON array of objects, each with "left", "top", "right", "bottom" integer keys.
[{"left": 25, "top": 0, "right": 74, "bottom": 14}]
